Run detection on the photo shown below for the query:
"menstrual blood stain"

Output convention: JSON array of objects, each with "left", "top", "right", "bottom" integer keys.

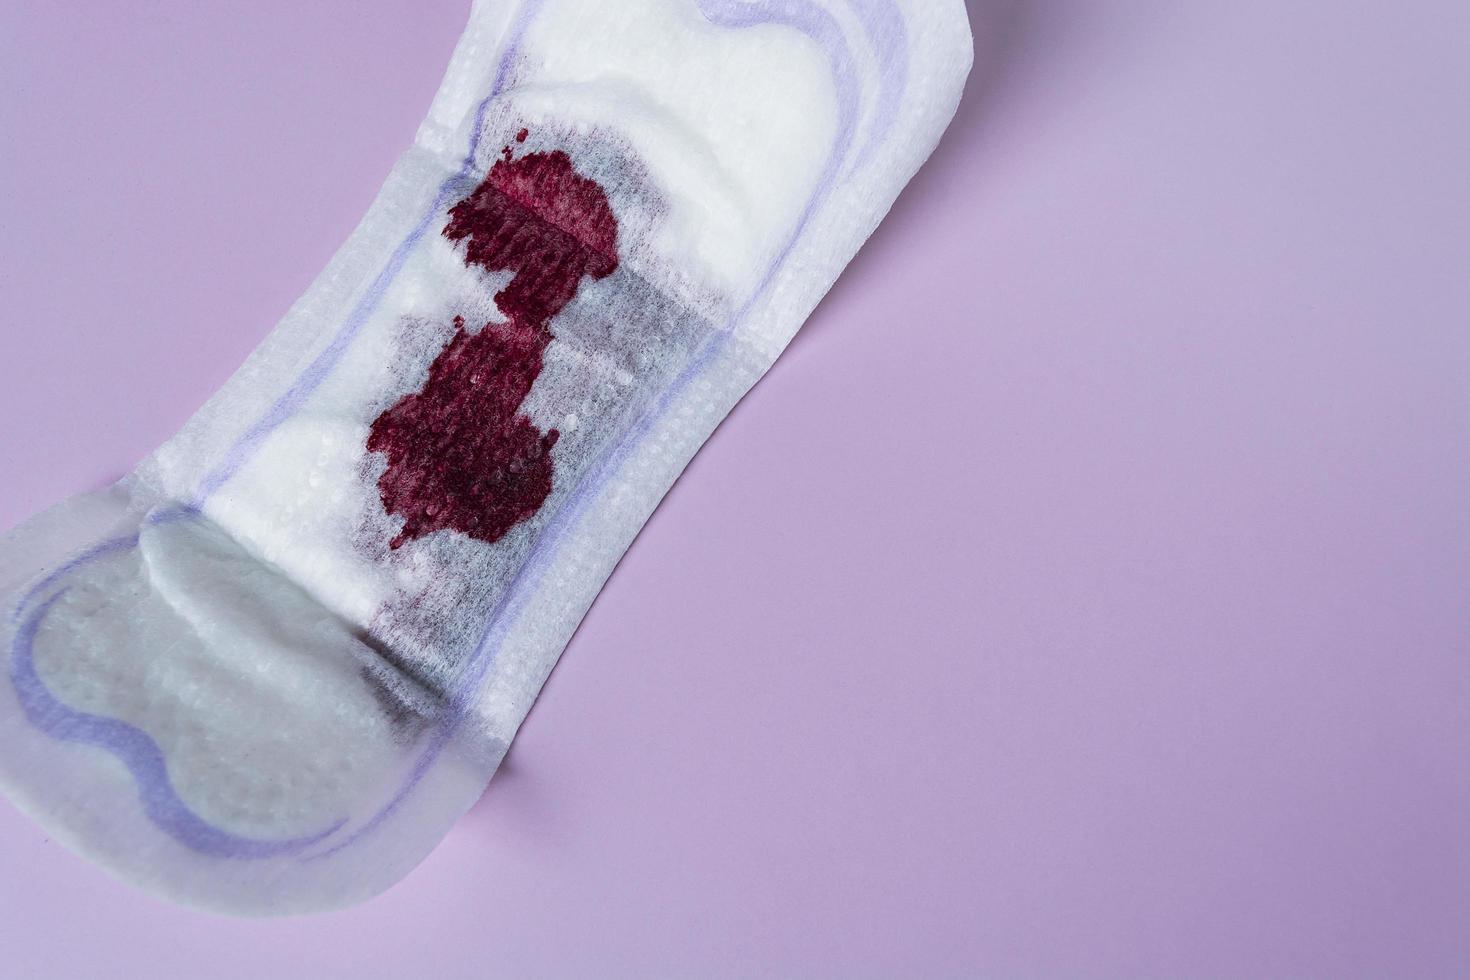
[{"left": 367, "top": 144, "right": 619, "bottom": 549}]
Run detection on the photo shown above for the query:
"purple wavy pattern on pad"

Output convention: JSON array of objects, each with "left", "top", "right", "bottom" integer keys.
[
  {"left": 11, "top": 592, "right": 345, "bottom": 858},
  {"left": 846, "top": 0, "right": 909, "bottom": 165},
  {"left": 9, "top": 0, "right": 905, "bottom": 864}
]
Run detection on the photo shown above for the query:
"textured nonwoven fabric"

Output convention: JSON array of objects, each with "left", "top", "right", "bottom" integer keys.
[{"left": 0, "top": 0, "right": 972, "bottom": 915}]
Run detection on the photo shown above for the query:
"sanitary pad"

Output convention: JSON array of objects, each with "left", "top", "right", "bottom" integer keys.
[{"left": 0, "top": 0, "right": 972, "bottom": 914}]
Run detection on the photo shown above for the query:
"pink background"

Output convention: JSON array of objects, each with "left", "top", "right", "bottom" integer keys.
[{"left": 2, "top": 1, "right": 1468, "bottom": 975}]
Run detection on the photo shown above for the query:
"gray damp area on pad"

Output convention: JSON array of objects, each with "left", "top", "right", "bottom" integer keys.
[{"left": 351, "top": 124, "right": 719, "bottom": 723}]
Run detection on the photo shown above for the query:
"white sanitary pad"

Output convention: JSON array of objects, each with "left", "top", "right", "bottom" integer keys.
[{"left": 0, "top": 0, "right": 971, "bottom": 914}]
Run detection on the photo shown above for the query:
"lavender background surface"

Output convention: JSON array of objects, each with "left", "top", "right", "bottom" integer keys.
[{"left": 1, "top": 1, "right": 1467, "bottom": 976}]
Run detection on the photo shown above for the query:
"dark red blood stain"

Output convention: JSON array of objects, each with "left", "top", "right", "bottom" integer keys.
[
  {"left": 515, "top": 127, "right": 529, "bottom": 143},
  {"left": 367, "top": 144, "right": 619, "bottom": 549}
]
